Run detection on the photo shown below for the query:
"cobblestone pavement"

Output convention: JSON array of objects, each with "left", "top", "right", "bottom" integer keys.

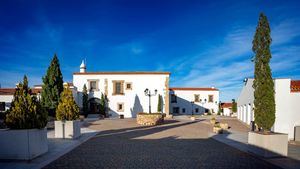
[{"left": 44, "top": 119, "right": 281, "bottom": 169}]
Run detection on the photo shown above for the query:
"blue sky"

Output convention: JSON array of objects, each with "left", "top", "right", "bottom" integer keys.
[{"left": 0, "top": 0, "right": 300, "bottom": 101}]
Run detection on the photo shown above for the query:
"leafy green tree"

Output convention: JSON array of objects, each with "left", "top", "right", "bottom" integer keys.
[
  {"left": 82, "top": 84, "right": 89, "bottom": 116},
  {"left": 157, "top": 94, "right": 162, "bottom": 112},
  {"left": 232, "top": 99, "right": 237, "bottom": 113},
  {"left": 56, "top": 85, "right": 79, "bottom": 121},
  {"left": 41, "top": 54, "right": 64, "bottom": 116},
  {"left": 5, "top": 76, "right": 48, "bottom": 129},
  {"left": 252, "top": 13, "right": 275, "bottom": 131}
]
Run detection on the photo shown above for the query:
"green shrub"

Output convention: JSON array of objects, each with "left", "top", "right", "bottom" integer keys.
[
  {"left": 5, "top": 76, "right": 48, "bottom": 129},
  {"left": 56, "top": 85, "right": 79, "bottom": 121}
]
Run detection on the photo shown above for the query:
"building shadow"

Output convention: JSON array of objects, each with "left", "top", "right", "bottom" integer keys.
[{"left": 171, "top": 96, "right": 208, "bottom": 115}]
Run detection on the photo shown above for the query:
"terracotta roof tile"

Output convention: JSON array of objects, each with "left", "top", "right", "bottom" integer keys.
[
  {"left": 291, "top": 80, "right": 300, "bottom": 92},
  {"left": 0, "top": 88, "right": 42, "bottom": 95},
  {"left": 221, "top": 103, "right": 233, "bottom": 108}
]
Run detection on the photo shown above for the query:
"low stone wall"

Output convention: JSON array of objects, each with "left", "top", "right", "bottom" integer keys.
[{"left": 137, "top": 113, "right": 163, "bottom": 126}]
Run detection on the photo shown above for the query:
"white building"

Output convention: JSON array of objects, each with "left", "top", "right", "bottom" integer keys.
[
  {"left": 221, "top": 103, "right": 233, "bottom": 116},
  {"left": 169, "top": 87, "right": 219, "bottom": 115},
  {"left": 0, "top": 61, "right": 220, "bottom": 118},
  {"left": 73, "top": 61, "right": 170, "bottom": 118},
  {"left": 237, "top": 78, "right": 300, "bottom": 140}
]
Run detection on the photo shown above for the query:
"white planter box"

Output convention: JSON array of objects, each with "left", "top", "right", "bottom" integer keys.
[
  {"left": 0, "top": 128, "right": 48, "bottom": 160},
  {"left": 248, "top": 131, "right": 288, "bottom": 157},
  {"left": 55, "top": 120, "right": 81, "bottom": 139}
]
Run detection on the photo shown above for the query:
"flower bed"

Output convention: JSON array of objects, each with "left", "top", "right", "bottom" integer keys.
[{"left": 137, "top": 113, "right": 163, "bottom": 126}]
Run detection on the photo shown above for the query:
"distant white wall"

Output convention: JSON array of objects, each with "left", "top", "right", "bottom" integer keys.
[
  {"left": 223, "top": 108, "right": 232, "bottom": 116},
  {"left": 0, "top": 95, "right": 14, "bottom": 111},
  {"left": 170, "top": 89, "right": 219, "bottom": 115}
]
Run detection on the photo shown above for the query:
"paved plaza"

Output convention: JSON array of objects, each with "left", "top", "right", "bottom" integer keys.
[{"left": 43, "top": 118, "right": 282, "bottom": 169}]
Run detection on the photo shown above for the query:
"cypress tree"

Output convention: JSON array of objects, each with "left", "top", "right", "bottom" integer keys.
[
  {"left": 99, "top": 93, "right": 108, "bottom": 116},
  {"left": 5, "top": 76, "right": 47, "bottom": 129},
  {"left": 56, "top": 85, "right": 79, "bottom": 121},
  {"left": 232, "top": 99, "right": 237, "bottom": 113},
  {"left": 82, "top": 84, "right": 89, "bottom": 117},
  {"left": 252, "top": 13, "right": 275, "bottom": 131},
  {"left": 157, "top": 94, "right": 162, "bottom": 112},
  {"left": 41, "top": 54, "right": 64, "bottom": 116}
]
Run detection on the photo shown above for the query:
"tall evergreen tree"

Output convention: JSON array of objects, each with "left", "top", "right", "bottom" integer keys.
[
  {"left": 41, "top": 54, "right": 64, "bottom": 116},
  {"left": 5, "top": 76, "right": 47, "bottom": 129},
  {"left": 252, "top": 13, "right": 275, "bottom": 131},
  {"left": 232, "top": 99, "right": 237, "bottom": 113},
  {"left": 99, "top": 93, "right": 107, "bottom": 116},
  {"left": 82, "top": 84, "right": 89, "bottom": 116},
  {"left": 157, "top": 94, "right": 162, "bottom": 112}
]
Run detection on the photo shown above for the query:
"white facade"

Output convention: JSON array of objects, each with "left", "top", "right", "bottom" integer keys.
[
  {"left": 237, "top": 78, "right": 300, "bottom": 140},
  {"left": 73, "top": 72, "right": 170, "bottom": 118},
  {"left": 169, "top": 88, "right": 219, "bottom": 115},
  {"left": 223, "top": 107, "right": 232, "bottom": 116},
  {"left": 0, "top": 95, "right": 13, "bottom": 111}
]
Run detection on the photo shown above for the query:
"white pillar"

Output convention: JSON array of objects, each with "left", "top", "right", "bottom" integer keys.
[
  {"left": 243, "top": 105, "right": 247, "bottom": 123},
  {"left": 247, "top": 104, "right": 251, "bottom": 125}
]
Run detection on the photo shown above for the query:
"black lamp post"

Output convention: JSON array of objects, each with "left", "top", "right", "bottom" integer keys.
[
  {"left": 190, "top": 101, "right": 194, "bottom": 116},
  {"left": 144, "top": 88, "right": 157, "bottom": 114}
]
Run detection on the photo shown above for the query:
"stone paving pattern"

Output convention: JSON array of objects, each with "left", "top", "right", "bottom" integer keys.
[{"left": 44, "top": 118, "right": 281, "bottom": 169}]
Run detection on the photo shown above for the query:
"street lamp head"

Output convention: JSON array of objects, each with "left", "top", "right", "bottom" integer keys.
[
  {"left": 144, "top": 88, "right": 149, "bottom": 95},
  {"left": 154, "top": 89, "right": 157, "bottom": 94}
]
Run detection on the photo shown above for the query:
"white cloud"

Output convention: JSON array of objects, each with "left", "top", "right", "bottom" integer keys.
[{"left": 165, "top": 19, "right": 300, "bottom": 101}]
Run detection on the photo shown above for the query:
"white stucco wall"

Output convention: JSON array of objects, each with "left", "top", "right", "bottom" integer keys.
[
  {"left": 274, "top": 79, "right": 300, "bottom": 140},
  {"left": 0, "top": 95, "right": 14, "bottom": 111},
  {"left": 237, "top": 78, "right": 300, "bottom": 140},
  {"left": 169, "top": 89, "right": 219, "bottom": 115},
  {"left": 73, "top": 73, "right": 169, "bottom": 118},
  {"left": 223, "top": 108, "right": 232, "bottom": 116}
]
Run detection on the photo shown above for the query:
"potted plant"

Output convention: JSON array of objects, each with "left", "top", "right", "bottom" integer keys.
[
  {"left": 0, "top": 76, "right": 48, "bottom": 160},
  {"left": 55, "top": 84, "right": 81, "bottom": 139},
  {"left": 248, "top": 13, "right": 288, "bottom": 157},
  {"left": 210, "top": 117, "right": 216, "bottom": 124},
  {"left": 213, "top": 123, "right": 223, "bottom": 134}
]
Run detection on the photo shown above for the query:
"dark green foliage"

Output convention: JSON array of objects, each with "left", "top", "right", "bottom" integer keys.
[
  {"left": 157, "top": 94, "right": 163, "bottom": 112},
  {"left": 252, "top": 13, "right": 275, "bottom": 131},
  {"left": 56, "top": 85, "right": 79, "bottom": 121},
  {"left": 99, "top": 93, "right": 108, "bottom": 116},
  {"left": 232, "top": 99, "right": 237, "bottom": 113},
  {"left": 41, "top": 54, "right": 64, "bottom": 116},
  {"left": 82, "top": 84, "right": 88, "bottom": 116},
  {"left": 5, "top": 76, "right": 48, "bottom": 129},
  {"left": 218, "top": 102, "right": 222, "bottom": 115}
]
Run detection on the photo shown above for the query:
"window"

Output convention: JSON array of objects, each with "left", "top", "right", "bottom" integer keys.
[
  {"left": 182, "top": 108, "right": 186, "bottom": 113},
  {"left": 113, "top": 80, "right": 124, "bottom": 95},
  {"left": 0, "top": 102, "right": 5, "bottom": 111},
  {"left": 194, "top": 94, "right": 200, "bottom": 102},
  {"left": 208, "top": 95, "right": 214, "bottom": 102},
  {"left": 88, "top": 80, "right": 99, "bottom": 92},
  {"left": 125, "top": 82, "right": 132, "bottom": 90},
  {"left": 117, "top": 103, "right": 124, "bottom": 112},
  {"left": 195, "top": 108, "right": 199, "bottom": 113},
  {"left": 171, "top": 94, "right": 177, "bottom": 103}
]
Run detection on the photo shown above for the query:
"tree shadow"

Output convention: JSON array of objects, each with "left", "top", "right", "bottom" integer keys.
[{"left": 130, "top": 95, "right": 143, "bottom": 118}]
